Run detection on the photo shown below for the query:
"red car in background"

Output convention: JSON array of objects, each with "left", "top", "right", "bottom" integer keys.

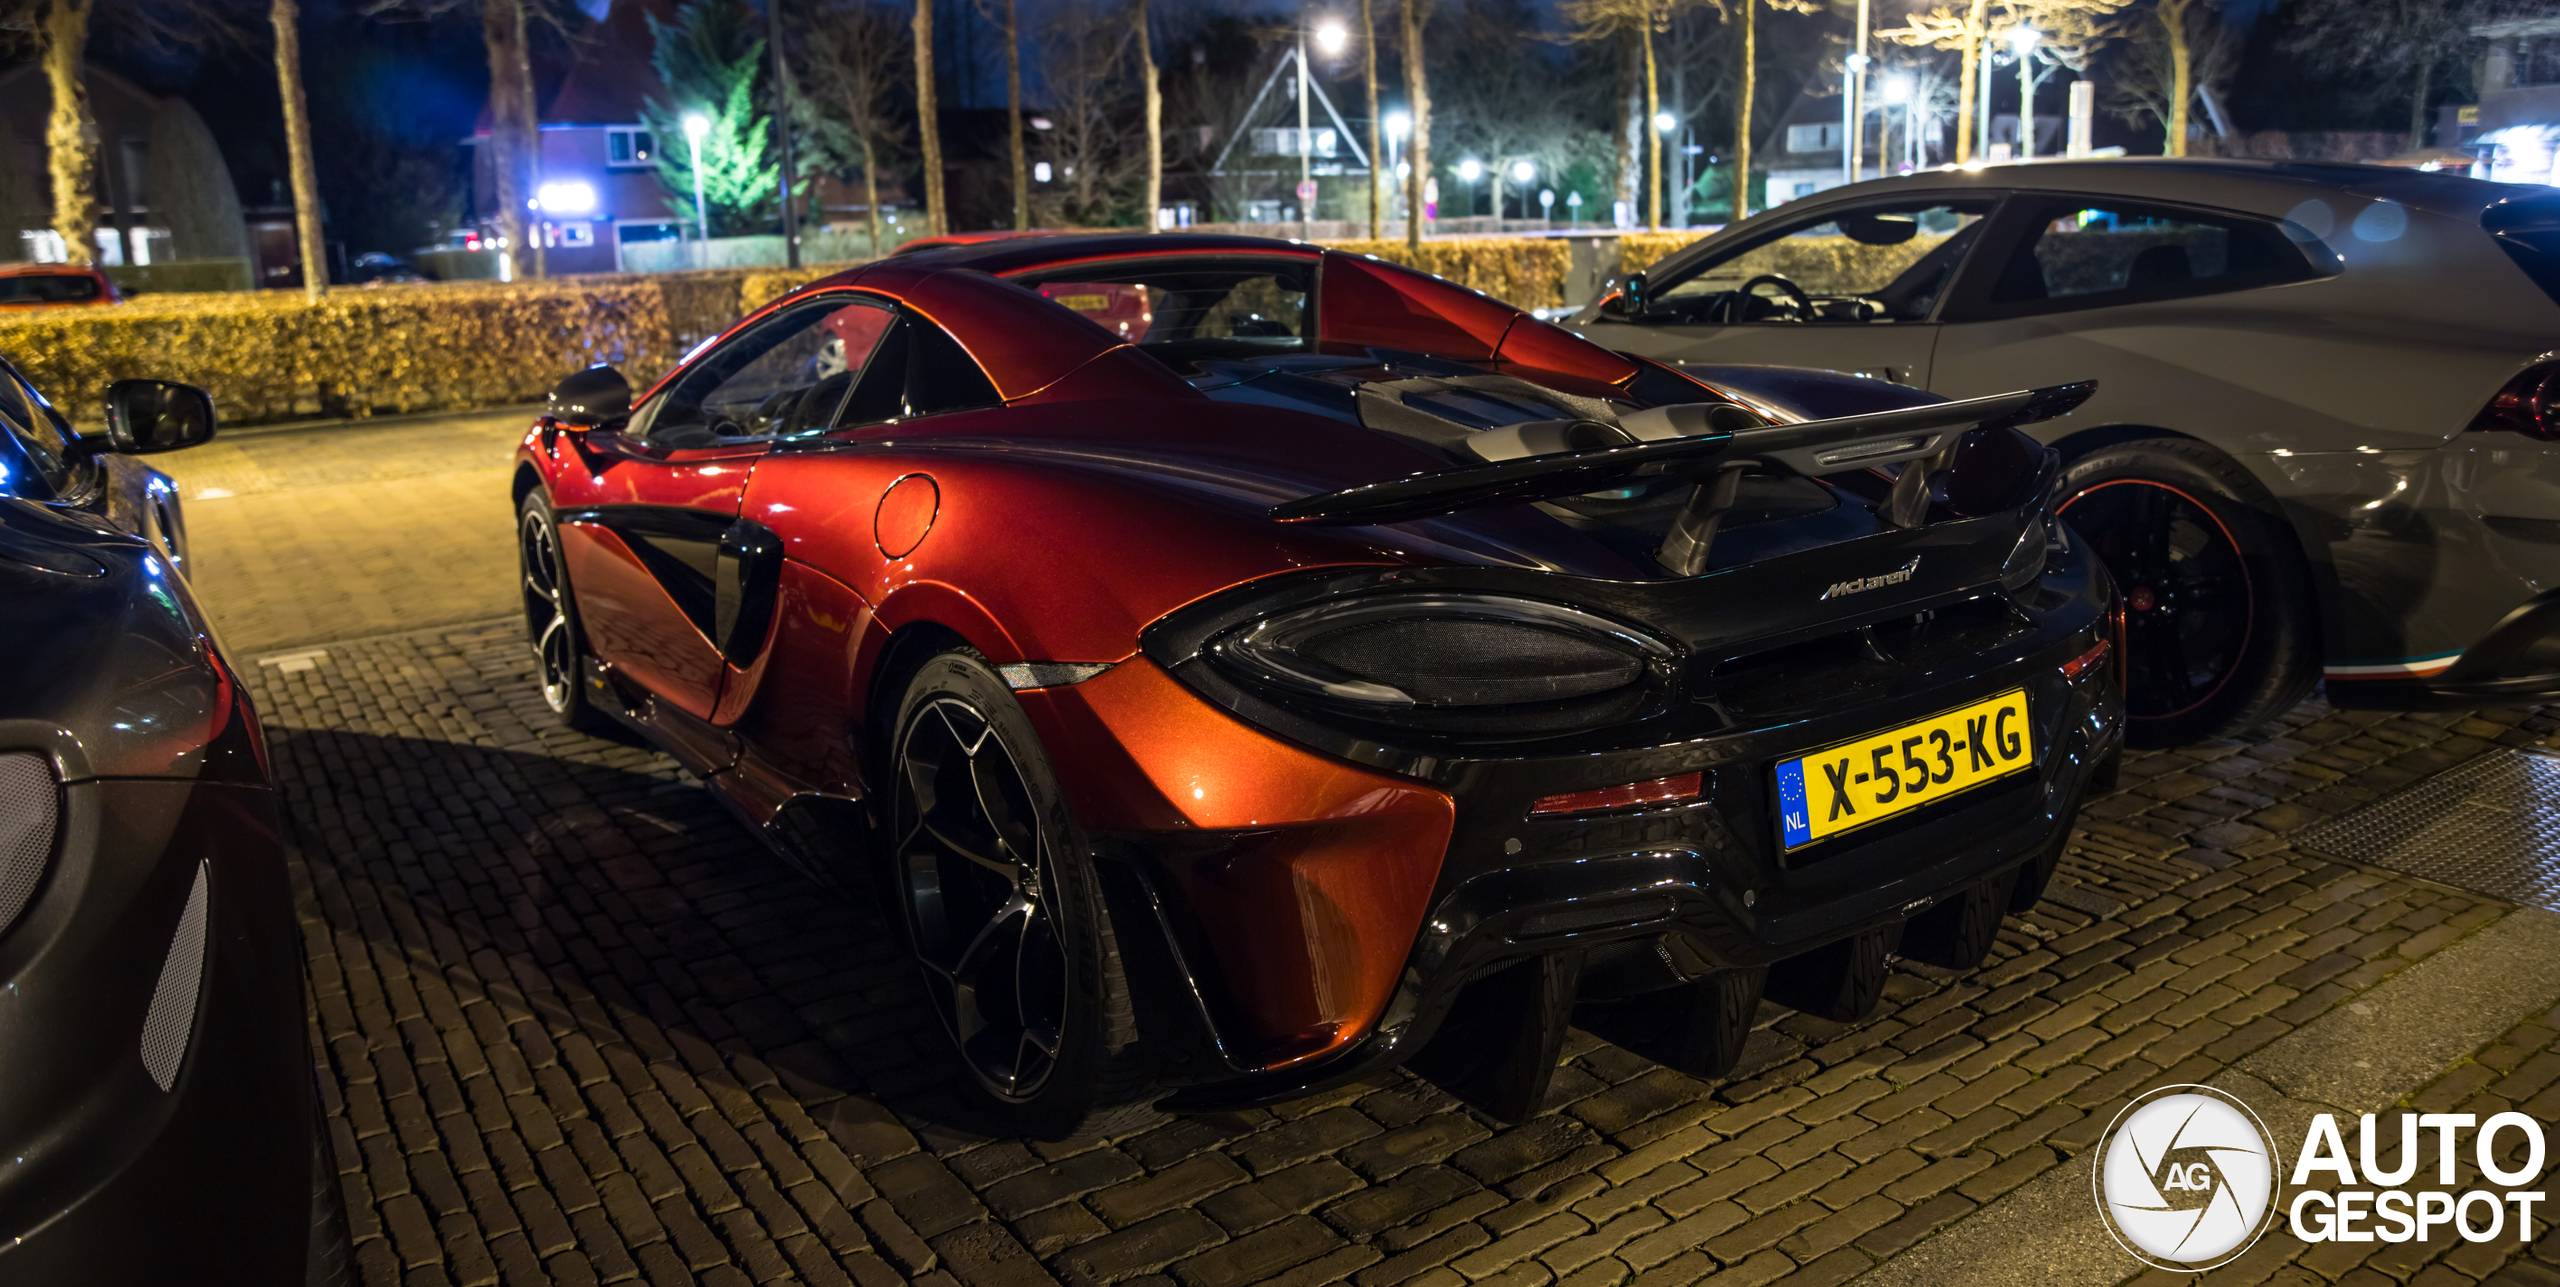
[
  {"left": 0, "top": 264, "right": 121, "bottom": 308},
  {"left": 512, "top": 234, "right": 2121, "bottom": 1138}
]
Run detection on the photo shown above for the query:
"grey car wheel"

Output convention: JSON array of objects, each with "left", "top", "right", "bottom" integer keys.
[
  {"left": 517, "top": 492, "right": 614, "bottom": 735},
  {"left": 2057, "top": 439, "right": 2320, "bottom": 746}
]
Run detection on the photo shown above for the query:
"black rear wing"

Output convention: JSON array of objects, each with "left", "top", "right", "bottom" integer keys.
[{"left": 1267, "top": 382, "right": 2093, "bottom": 527}]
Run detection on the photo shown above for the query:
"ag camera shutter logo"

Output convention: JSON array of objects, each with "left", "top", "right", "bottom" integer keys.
[{"left": 2094, "top": 1085, "right": 2283, "bottom": 1269}]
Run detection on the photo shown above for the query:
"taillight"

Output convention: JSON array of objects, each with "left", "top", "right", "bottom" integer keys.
[{"left": 2471, "top": 364, "right": 2560, "bottom": 440}]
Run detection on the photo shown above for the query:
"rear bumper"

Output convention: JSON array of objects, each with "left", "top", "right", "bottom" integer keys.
[
  {"left": 1025, "top": 541, "right": 2122, "bottom": 1106},
  {"left": 0, "top": 778, "right": 310, "bottom": 1287}
]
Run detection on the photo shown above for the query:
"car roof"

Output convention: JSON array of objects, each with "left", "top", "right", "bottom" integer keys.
[{"left": 1790, "top": 156, "right": 2513, "bottom": 220}]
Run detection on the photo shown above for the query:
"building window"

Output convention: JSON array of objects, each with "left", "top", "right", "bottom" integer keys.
[
  {"left": 607, "top": 127, "right": 656, "bottom": 168},
  {"left": 1786, "top": 123, "right": 1842, "bottom": 154}
]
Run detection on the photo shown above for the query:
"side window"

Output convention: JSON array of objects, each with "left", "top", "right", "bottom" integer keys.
[
  {"left": 1963, "top": 200, "right": 2321, "bottom": 317},
  {"left": 839, "top": 310, "right": 1003, "bottom": 427},
  {"left": 644, "top": 294, "right": 894, "bottom": 447},
  {"left": 1655, "top": 200, "right": 1996, "bottom": 324}
]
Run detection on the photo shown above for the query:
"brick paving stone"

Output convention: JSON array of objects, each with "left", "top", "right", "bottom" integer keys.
[{"left": 239, "top": 482, "right": 2560, "bottom": 1287}]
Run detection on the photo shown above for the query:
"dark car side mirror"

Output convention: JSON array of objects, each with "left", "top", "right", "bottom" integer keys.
[
  {"left": 549, "top": 365, "right": 631, "bottom": 429},
  {"left": 1616, "top": 272, "right": 1648, "bottom": 318},
  {"left": 100, "top": 379, "right": 216, "bottom": 454}
]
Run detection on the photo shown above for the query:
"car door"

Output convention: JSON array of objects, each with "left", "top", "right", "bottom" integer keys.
[
  {"left": 556, "top": 292, "right": 894, "bottom": 719},
  {"left": 1586, "top": 195, "right": 2004, "bottom": 388}
]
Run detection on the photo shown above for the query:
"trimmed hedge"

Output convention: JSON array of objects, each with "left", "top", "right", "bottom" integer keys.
[
  {"left": 1616, "top": 231, "right": 1716, "bottom": 278},
  {"left": 1321, "top": 238, "right": 1575, "bottom": 310},
  {"left": 0, "top": 279, "right": 674, "bottom": 425},
  {"left": 0, "top": 237, "right": 1632, "bottom": 427}
]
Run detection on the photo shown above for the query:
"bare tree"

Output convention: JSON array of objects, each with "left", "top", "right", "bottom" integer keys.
[
  {"left": 1361, "top": 0, "right": 1381, "bottom": 238},
  {"left": 979, "top": 0, "right": 1025, "bottom": 228},
  {"left": 1030, "top": 0, "right": 1135, "bottom": 224},
  {"left": 913, "top": 0, "right": 946, "bottom": 233},
  {"left": 1561, "top": 0, "right": 1678, "bottom": 228},
  {"left": 804, "top": 0, "right": 909, "bottom": 255},
  {"left": 1401, "top": 0, "right": 1431, "bottom": 248},
  {"left": 273, "top": 0, "right": 326, "bottom": 293},
  {"left": 2286, "top": 0, "right": 2506, "bottom": 148},
  {"left": 35, "top": 0, "right": 97, "bottom": 265},
  {"left": 1137, "top": 0, "right": 1160, "bottom": 232},
  {"left": 2104, "top": 0, "right": 2228, "bottom": 154}
]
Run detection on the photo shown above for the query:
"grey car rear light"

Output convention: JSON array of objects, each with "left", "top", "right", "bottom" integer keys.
[
  {"left": 0, "top": 752, "right": 57, "bottom": 940},
  {"left": 138, "top": 862, "right": 210, "bottom": 1092}
]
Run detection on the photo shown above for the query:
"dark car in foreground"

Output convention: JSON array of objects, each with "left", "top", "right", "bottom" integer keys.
[
  {"left": 0, "top": 372, "right": 336, "bottom": 1284},
  {"left": 514, "top": 233, "right": 2123, "bottom": 1135},
  {"left": 1577, "top": 159, "right": 2560, "bottom": 743}
]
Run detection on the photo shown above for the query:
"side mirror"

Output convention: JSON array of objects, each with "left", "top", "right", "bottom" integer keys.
[
  {"left": 548, "top": 365, "right": 631, "bottom": 429},
  {"left": 100, "top": 379, "right": 216, "bottom": 454},
  {"left": 1619, "top": 272, "right": 1648, "bottom": 318}
]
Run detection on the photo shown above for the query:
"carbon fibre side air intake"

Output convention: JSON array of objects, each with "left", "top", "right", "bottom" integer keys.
[
  {"left": 140, "top": 863, "right": 211, "bottom": 1092},
  {"left": 0, "top": 752, "right": 56, "bottom": 941}
]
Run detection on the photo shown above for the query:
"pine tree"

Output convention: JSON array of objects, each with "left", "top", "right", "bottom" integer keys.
[{"left": 642, "top": 0, "right": 786, "bottom": 236}]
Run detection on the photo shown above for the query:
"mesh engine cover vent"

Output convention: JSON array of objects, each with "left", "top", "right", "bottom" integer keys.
[
  {"left": 139, "top": 862, "right": 210, "bottom": 1092},
  {"left": 0, "top": 752, "right": 57, "bottom": 941}
]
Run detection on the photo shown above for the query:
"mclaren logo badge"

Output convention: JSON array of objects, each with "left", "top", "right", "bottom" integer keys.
[{"left": 1821, "top": 556, "right": 1921, "bottom": 601}]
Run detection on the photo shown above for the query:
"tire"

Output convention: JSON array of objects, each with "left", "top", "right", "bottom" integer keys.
[
  {"left": 306, "top": 1098, "right": 355, "bottom": 1287},
  {"left": 2057, "top": 439, "right": 2320, "bottom": 747},
  {"left": 1901, "top": 868, "right": 2018, "bottom": 971},
  {"left": 886, "top": 649, "right": 1156, "bottom": 1140},
  {"left": 518, "top": 492, "right": 615, "bottom": 735}
]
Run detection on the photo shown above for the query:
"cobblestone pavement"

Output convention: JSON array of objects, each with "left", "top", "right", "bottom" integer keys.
[
  {"left": 157, "top": 409, "right": 535, "bottom": 654},
  {"left": 238, "top": 615, "right": 2560, "bottom": 1287}
]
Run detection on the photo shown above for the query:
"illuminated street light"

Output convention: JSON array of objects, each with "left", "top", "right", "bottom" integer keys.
[
  {"left": 1314, "top": 18, "right": 1348, "bottom": 55},
  {"left": 1510, "top": 159, "right": 1534, "bottom": 184},
  {"left": 2008, "top": 24, "right": 2040, "bottom": 56},
  {"left": 1385, "top": 110, "right": 1411, "bottom": 140},
  {"left": 1879, "top": 75, "right": 1912, "bottom": 104},
  {"left": 1457, "top": 158, "right": 1483, "bottom": 182},
  {"left": 683, "top": 113, "right": 712, "bottom": 257},
  {"left": 1653, "top": 111, "right": 1677, "bottom": 133}
]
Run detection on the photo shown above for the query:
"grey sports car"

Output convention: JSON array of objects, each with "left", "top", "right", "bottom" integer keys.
[{"left": 1574, "top": 159, "right": 2560, "bottom": 744}]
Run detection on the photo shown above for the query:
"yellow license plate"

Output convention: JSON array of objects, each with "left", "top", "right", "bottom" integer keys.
[{"left": 1773, "top": 689, "right": 2034, "bottom": 850}]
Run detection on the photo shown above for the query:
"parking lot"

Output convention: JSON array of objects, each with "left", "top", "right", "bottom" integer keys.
[{"left": 178, "top": 415, "right": 2560, "bottom": 1287}]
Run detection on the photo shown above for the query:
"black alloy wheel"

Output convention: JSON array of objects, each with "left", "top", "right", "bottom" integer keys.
[
  {"left": 516, "top": 493, "right": 611, "bottom": 734},
  {"left": 2056, "top": 439, "right": 2319, "bottom": 747},
  {"left": 888, "top": 651, "right": 1152, "bottom": 1138}
]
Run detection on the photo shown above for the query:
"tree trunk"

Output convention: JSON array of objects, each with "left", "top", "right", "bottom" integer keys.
[
  {"left": 513, "top": 0, "right": 544, "bottom": 277},
  {"left": 915, "top": 0, "right": 947, "bottom": 235},
  {"left": 1361, "top": 0, "right": 1380, "bottom": 240},
  {"left": 1732, "top": 0, "right": 1753, "bottom": 220},
  {"left": 482, "top": 0, "right": 531, "bottom": 278},
  {"left": 2409, "top": 57, "right": 2430, "bottom": 150},
  {"left": 41, "top": 0, "right": 97, "bottom": 268},
  {"left": 1956, "top": 0, "right": 1987, "bottom": 162},
  {"left": 1005, "top": 0, "right": 1026, "bottom": 229},
  {"left": 272, "top": 0, "right": 326, "bottom": 298},
  {"left": 861, "top": 131, "right": 884, "bottom": 255},
  {"left": 1401, "top": 0, "right": 1429, "bottom": 250},
  {"left": 2163, "top": 0, "right": 2190, "bottom": 158},
  {"left": 1614, "top": 41, "right": 1635, "bottom": 225},
  {"left": 1643, "top": 15, "right": 1660, "bottom": 232},
  {"left": 1140, "top": 0, "right": 1162, "bottom": 233}
]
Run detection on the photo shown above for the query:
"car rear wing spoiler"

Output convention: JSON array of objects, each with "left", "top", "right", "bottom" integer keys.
[{"left": 1268, "top": 381, "right": 2093, "bottom": 528}]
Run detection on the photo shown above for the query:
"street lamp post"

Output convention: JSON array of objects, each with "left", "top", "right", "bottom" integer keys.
[
  {"left": 1879, "top": 76, "right": 1912, "bottom": 175},
  {"left": 1507, "top": 158, "right": 1534, "bottom": 230},
  {"left": 2011, "top": 26, "right": 2041, "bottom": 159},
  {"left": 1456, "top": 157, "right": 1482, "bottom": 222},
  {"left": 1301, "top": 17, "right": 1347, "bottom": 240},
  {"left": 684, "top": 113, "right": 710, "bottom": 268}
]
